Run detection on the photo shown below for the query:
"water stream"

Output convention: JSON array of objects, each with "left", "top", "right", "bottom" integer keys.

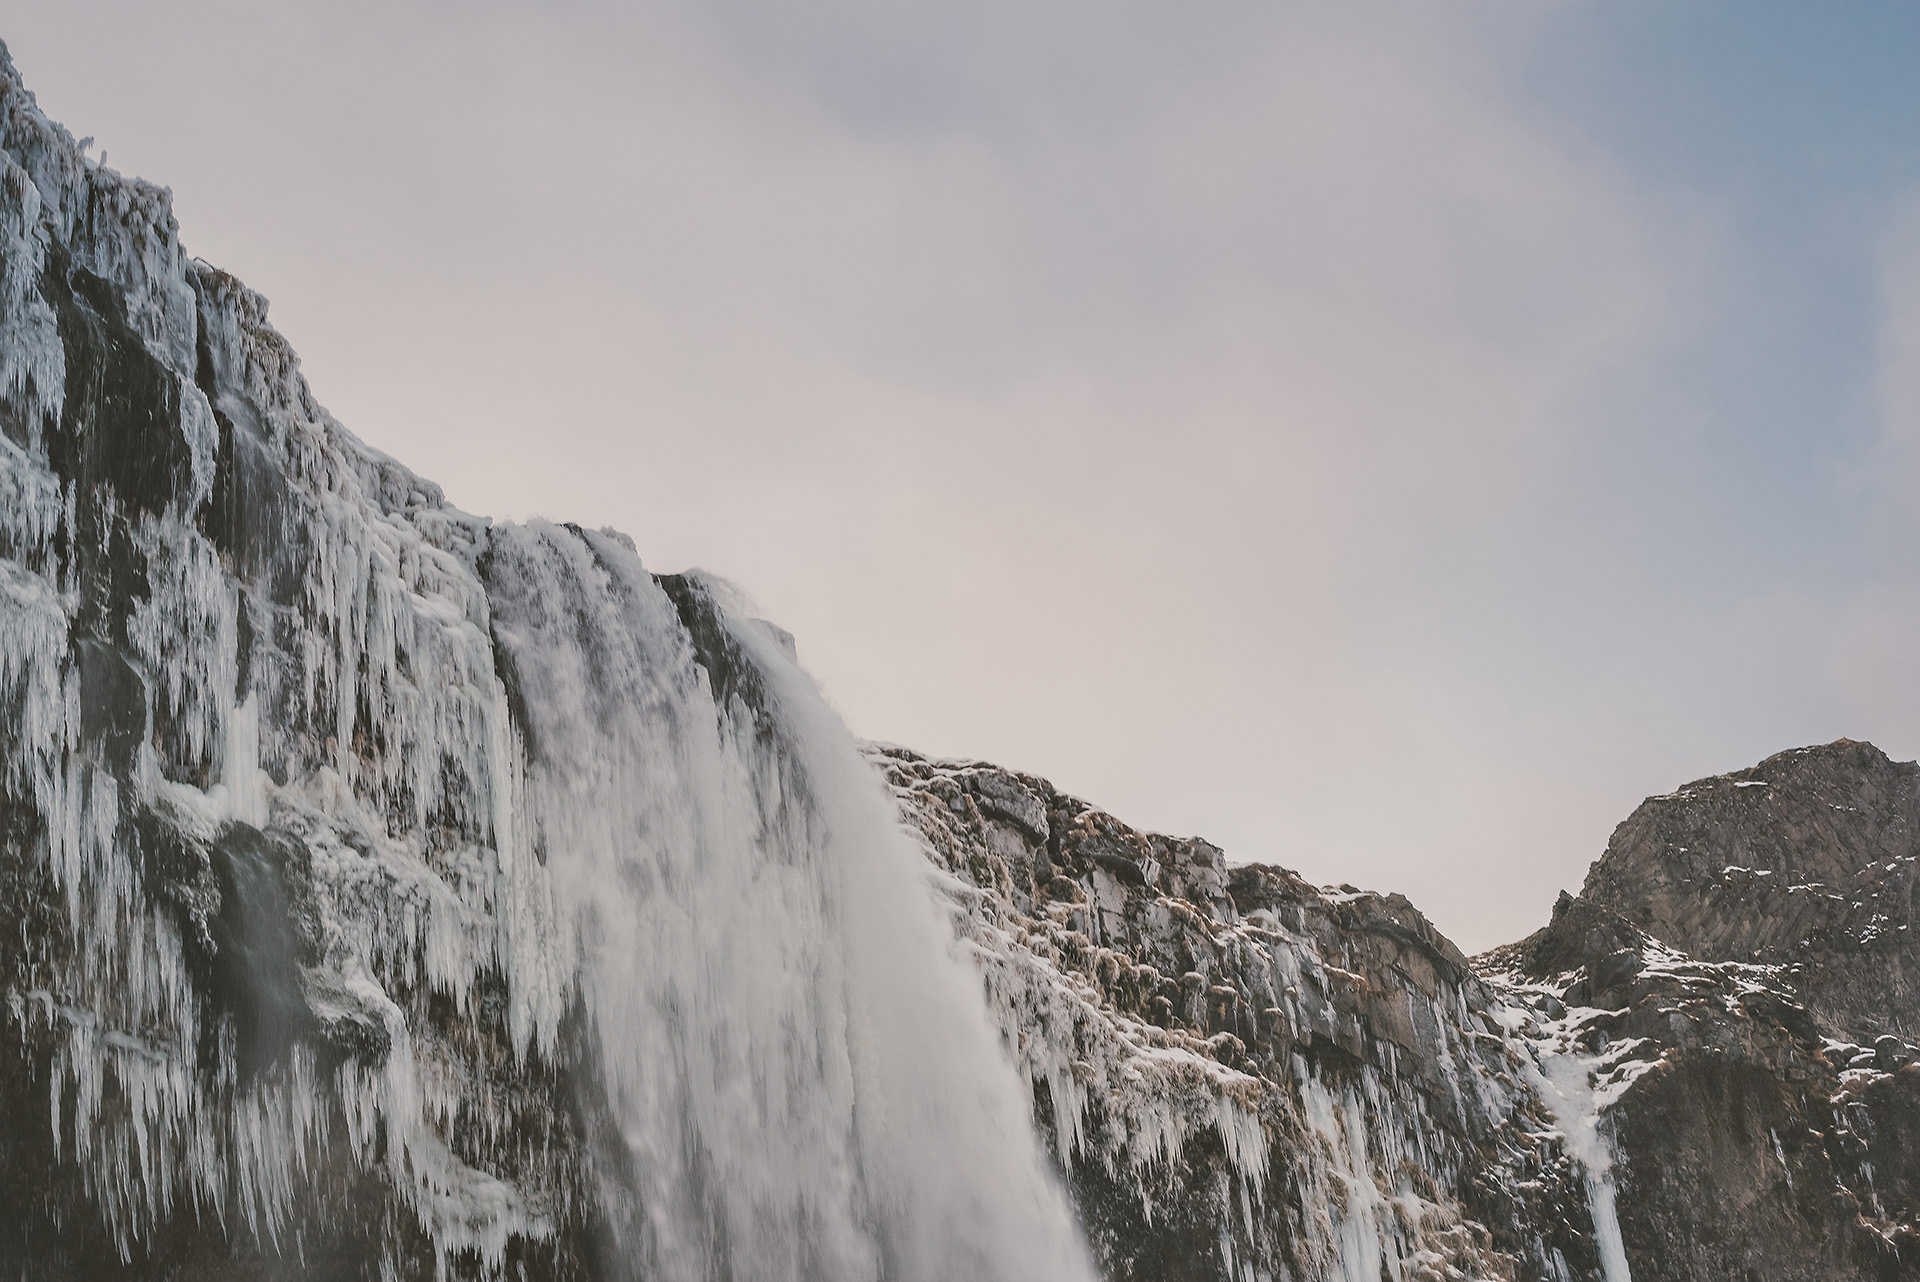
[{"left": 485, "top": 522, "right": 1095, "bottom": 1282}]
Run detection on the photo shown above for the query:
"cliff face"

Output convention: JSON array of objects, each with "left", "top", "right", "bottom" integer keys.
[
  {"left": 1580, "top": 739, "right": 1920, "bottom": 1045},
  {"left": 0, "top": 40, "right": 599, "bottom": 1276},
  {"left": 6, "top": 35, "right": 1920, "bottom": 1282},
  {"left": 1516, "top": 739, "right": 1920, "bottom": 1280},
  {"left": 866, "top": 747, "right": 1608, "bottom": 1282},
  {"left": 0, "top": 42, "right": 1088, "bottom": 1282}
]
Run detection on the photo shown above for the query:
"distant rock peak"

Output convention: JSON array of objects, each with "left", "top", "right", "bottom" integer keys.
[{"left": 1578, "top": 737, "right": 1920, "bottom": 1045}]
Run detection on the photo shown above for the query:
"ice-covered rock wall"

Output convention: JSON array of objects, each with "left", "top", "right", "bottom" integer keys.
[
  {"left": 866, "top": 747, "right": 1621, "bottom": 1282},
  {"left": 0, "top": 42, "right": 1089, "bottom": 1282},
  {"left": 0, "top": 42, "right": 600, "bottom": 1273}
]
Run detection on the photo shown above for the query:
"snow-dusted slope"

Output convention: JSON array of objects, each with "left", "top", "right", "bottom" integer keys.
[{"left": 1581, "top": 739, "right": 1920, "bottom": 1044}]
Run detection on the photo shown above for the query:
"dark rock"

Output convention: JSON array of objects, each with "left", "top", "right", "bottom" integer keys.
[
  {"left": 206, "top": 822, "right": 316, "bottom": 1077},
  {"left": 1581, "top": 738, "right": 1920, "bottom": 1043},
  {"left": 1876, "top": 1034, "right": 1912, "bottom": 1072}
]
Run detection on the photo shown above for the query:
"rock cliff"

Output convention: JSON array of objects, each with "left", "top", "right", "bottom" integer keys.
[
  {"left": 4, "top": 36, "right": 1920, "bottom": 1282},
  {"left": 869, "top": 738, "right": 1920, "bottom": 1281},
  {"left": 867, "top": 746, "right": 1600, "bottom": 1281},
  {"left": 1508, "top": 740, "right": 1920, "bottom": 1280},
  {"left": 0, "top": 41, "right": 1086, "bottom": 1282},
  {"left": 1580, "top": 738, "right": 1920, "bottom": 1045}
]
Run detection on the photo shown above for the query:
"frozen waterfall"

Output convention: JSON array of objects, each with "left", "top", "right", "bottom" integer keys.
[{"left": 0, "top": 48, "right": 1096, "bottom": 1262}]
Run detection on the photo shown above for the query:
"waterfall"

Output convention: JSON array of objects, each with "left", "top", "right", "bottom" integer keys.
[{"left": 484, "top": 521, "right": 1095, "bottom": 1282}]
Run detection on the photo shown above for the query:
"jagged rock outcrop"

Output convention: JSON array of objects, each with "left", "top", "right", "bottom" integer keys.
[
  {"left": 1504, "top": 741, "right": 1920, "bottom": 1280},
  {"left": 8, "top": 32, "right": 1920, "bottom": 1282},
  {"left": 1581, "top": 738, "right": 1920, "bottom": 1044},
  {"left": 868, "top": 747, "right": 1609, "bottom": 1282}
]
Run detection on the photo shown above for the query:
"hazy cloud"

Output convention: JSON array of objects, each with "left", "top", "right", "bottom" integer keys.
[{"left": 7, "top": 2, "right": 1913, "bottom": 948}]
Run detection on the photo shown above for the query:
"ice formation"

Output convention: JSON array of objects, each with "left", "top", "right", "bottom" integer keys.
[
  {"left": 1533, "top": 1054, "right": 1630, "bottom": 1282},
  {"left": 0, "top": 43, "right": 1090, "bottom": 1281},
  {"left": 868, "top": 747, "right": 1641, "bottom": 1282}
]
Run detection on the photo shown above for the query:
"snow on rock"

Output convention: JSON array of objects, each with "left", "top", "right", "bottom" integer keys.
[
  {"left": 0, "top": 41, "right": 1090, "bottom": 1282},
  {"left": 867, "top": 746, "right": 1628, "bottom": 1282},
  {"left": 1488, "top": 883, "right": 1920, "bottom": 1280},
  {"left": 1580, "top": 738, "right": 1920, "bottom": 1045}
]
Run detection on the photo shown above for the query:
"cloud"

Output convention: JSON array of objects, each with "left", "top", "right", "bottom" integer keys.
[
  {"left": 1874, "top": 194, "right": 1920, "bottom": 499},
  {"left": 3, "top": 3, "right": 1741, "bottom": 948}
]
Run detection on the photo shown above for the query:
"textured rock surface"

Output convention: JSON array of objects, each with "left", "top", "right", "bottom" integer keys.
[
  {"left": 1503, "top": 740, "right": 1920, "bottom": 1281},
  {"left": 9, "top": 32, "right": 1920, "bottom": 1282},
  {"left": 868, "top": 746, "right": 1606, "bottom": 1282},
  {"left": 1581, "top": 738, "right": 1920, "bottom": 1044},
  {"left": 1491, "top": 896, "right": 1867, "bottom": 1280}
]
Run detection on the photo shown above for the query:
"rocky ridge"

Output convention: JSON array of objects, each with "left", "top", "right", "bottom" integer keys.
[
  {"left": 1580, "top": 738, "right": 1920, "bottom": 1046},
  {"left": 873, "top": 740, "right": 1920, "bottom": 1281},
  {"left": 868, "top": 745, "right": 1594, "bottom": 1281},
  {"left": 1525, "top": 740, "right": 1920, "bottom": 1278}
]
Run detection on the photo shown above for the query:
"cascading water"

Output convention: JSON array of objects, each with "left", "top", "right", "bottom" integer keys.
[{"left": 483, "top": 522, "right": 1096, "bottom": 1282}]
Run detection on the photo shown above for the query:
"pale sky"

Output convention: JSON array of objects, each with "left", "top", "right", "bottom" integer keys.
[{"left": 11, "top": 3, "right": 1920, "bottom": 951}]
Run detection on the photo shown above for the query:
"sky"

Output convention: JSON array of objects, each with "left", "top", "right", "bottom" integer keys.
[{"left": 9, "top": 2, "right": 1920, "bottom": 951}]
